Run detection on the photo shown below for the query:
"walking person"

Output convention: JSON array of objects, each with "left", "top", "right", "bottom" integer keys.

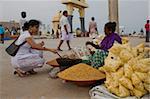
[
  {"left": 20, "top": 11, "right": 27, "bottom": 33},
  {"left": 57, "top": 10, "right": 73, "bottom": 51},
  {"left": 0, "top": 24, "right": 5, "bottom": 44},
  {"left": 145, "top": 20, "right": 150, "bottom": 42},
  {"left": 11, "top": 20, "right": 57, "bottom": 77},
  {"left": 89, "top": 17, "right": 98, "bottom": 38}
]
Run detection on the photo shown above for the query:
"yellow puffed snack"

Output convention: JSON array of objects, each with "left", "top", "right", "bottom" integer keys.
[
  {"left": 139, "top": 58, "right": 150, "bottom": 67},
  {"left": 118, "top": 83, "right": 130, "bottom": 97},
  {"left": 131, "top": 48, "right": 138, "bottom": 57},
  {"left": 104, "top": 52, "right": 122, "bottom": 72},
  {"left": 136, "top": 52, "right": 145, "bottom": 60},
  {"left": 111, "top": 67, "right": 124, "bottom": 87},
  {"left": 128, "top": 58, "right": 138, "bottom": 67},
  {"left": 135, "top": 43, "right": 145, "bottom": 53},
  {"left": 109, "top": 44, "right": 123, "bottom": 55},
  {"left": 122, "top": 37, "right": 129, "bottom": 44},
  {"left": 131, "top": 73, "right": 142, "bottom": 85},
  {"left": 105, "top": 72, "right": 113, "bottom": 87},
  {"left": 112, "top": 67, "right": 124, "bottom": 80},
  {"left": 132, "top": 62, "right": 149, "bottom": 73},
  {"left": 98, "top": 66, "right": 105, "bottom": 73},
  {"left": 124, "top": 64, "right": 133, "bottom": 79},
  {"left": 135, "top": 72, "right": 148, "bottom": 82},
  {"left": 121, "top": 43, "right": 132, "bottom": 51},
  {"left": 119, "top": 49, "right": 133, "bottom": 63},
  {"left": 143, "top": 75, "right": 150, "bottom": 84},
  {"left": 107, "top": 86, "right": 120, "bottom": 96},
  {"left": 119, "top": 76, "right": 133, "bottom": 90},
  {"left": 143, "top": 83, "right": 150, "bottom": 92},
  {"left": 132, "top": 88, "right": 146, "bottom": 97},
  {"left": 134, "top": 82, "right": 146, "bottom": 92}
]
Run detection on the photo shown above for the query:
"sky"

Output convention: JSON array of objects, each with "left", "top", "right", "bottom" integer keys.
[{"left": 0, "top": 0, "right": 149, "bottom": 34}]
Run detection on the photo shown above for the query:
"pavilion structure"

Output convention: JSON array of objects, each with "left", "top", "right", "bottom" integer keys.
[
  {"left": 61, "top": 0, "right": 88, "bottom": 33},
  {"left": 61, "top": 0, "right": 119, "bottom": 33}
]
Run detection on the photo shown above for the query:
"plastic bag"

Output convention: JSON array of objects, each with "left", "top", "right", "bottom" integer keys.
[
  {"left": 132, "top": 62, "right": 149, "bottom": 73},
  {"left": 131, "top": 73, "right": 141, "bottom": 85},
  {"left": 139, "top": 58, "right": 150, "bottom": 67},
  {"left": 119, "top": 49, "right": 133, "bottom": 63},
  {"left": 119, "top": 76, "right": 133, "bottom": 90},
  {"left": 104, "top": 52, "right": 122, "bottom": 72},
  {"left": 118, "top": 83, "right": 130, "bottom": 97},
  {"left": 111, "top": 67, "right": 124, "bottom": 87},
  {"left": 132, "top": 88, "right": 146, "bottom": 97},
  {"left": 143, "top": 83, "right": 150, "bottom": 92},
  {"left": 105, "top": 72, "right": 113, "bottom": 87},
  {"left": 124, "top": 63, "right": 133, "bottom": 79},
  {"left": 109, "top": 44, "right": 123, "bottom": 55},
  {"left": 134, "top": 82, "right": 146, "bottom": 92},
  {"left": 107, "top": 86, "right": 120, "bottom": 96},
  {"left": 135, "top": 72, "right": 147, "bottom": 82}
]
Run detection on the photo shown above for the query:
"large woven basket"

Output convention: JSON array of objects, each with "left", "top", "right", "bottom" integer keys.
[{"left": 58, "top": 63, "right": 105, "bottom": 86}]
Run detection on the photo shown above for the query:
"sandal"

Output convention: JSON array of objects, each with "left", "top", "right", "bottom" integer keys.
[
  {"left": 14, "top": 70, "right": 28, "bottom": 77},
  {"left": 28, "top": 69, "right": 37, "bottom": 75}
]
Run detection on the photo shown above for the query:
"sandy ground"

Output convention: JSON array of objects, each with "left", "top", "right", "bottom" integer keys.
[{"left": 0, "top": 37, "right": 149, "bottom": 99}]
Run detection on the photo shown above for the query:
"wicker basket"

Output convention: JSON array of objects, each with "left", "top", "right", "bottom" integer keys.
[{"left": 58, "top": 63, "right": 105, "bottom": 86}]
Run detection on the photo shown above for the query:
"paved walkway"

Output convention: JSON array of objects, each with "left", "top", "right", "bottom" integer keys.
[{"left": 0, "top": 37, "right": 149, "bottom": 99}]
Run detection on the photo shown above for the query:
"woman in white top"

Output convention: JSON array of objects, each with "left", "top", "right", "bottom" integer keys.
[{"left": 11, "top": 20, "right": 57, "bottom": 77}]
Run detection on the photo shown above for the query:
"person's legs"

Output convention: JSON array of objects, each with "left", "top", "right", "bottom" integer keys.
[
  {"left": 66, "top": 40, "right": 71, "bottom": 50},
  {"left": 146, "top": 31, "right": 150, "bottom": 42},
  {"left": 57, "top": 40, "right": 64, "bottom": 51},
  {"left": 1, "top": 34, "right": 4, "bottom": 44},
  {"left": 0, "top": 34, "right": 4, "bottom": 44}
]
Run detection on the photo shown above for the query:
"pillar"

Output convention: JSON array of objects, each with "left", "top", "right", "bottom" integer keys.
[
  {"left": 79, "top": 8, "right": 85, "bottom": 33},
  {"left": 68, "top": 15, "right": 73, "bottom": 33},
  {"left": 80, "top": 17, "right": 85, "bottom": 33},
  {"left": 66, "top": 4, "right": 74, "bottom": 33},
  {"left": 108, "top": 0, "right": 119, "bottom": 33}
]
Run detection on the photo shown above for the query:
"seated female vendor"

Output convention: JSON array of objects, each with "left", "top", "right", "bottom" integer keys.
[{"left": 48, "top": 22, "right": 122, "bottom": 70}]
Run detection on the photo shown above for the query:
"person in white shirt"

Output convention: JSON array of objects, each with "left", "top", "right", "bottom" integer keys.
[
  {"left": 57, "top": 10, "right": 73, "bottom": 51},
  {"left": 11, "top": 20, "right": 57, "bottom": 77},
  {"left": 19, "top": 11, "right": 27, "bottom": 33}
]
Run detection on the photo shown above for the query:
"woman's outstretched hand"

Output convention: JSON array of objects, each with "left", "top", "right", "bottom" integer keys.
[{"left": 50, "top": 48, "right": 57, "bottom": 54}]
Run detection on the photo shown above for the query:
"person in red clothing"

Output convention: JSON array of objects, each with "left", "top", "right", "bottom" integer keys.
[{"left": 145, "top": 20, "right": 150, "bottom": 42}]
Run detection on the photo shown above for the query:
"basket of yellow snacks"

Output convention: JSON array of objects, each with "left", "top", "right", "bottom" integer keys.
[{"left": 57, "top": 63, "right": 105, "bottom": 86}]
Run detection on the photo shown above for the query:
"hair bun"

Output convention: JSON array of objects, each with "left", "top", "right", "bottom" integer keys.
[{"left": 22, "top": 21, "right": 29, "bottom": 31}]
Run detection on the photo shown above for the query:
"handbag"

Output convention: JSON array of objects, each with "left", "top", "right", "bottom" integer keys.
[{"left": 5, "top": 37, "right": 26, "bottom": 56}]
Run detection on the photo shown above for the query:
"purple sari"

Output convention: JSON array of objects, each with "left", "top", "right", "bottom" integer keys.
[{"left": 100, "top": 32, "right": 122, "bottom": 51}]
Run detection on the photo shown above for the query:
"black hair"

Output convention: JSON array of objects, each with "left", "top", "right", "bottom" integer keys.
[
  {"left": 63, "top": 10, "right": 68, "bottom": 15},
  {"left": 22, "top": 19, "right": 41, "bottom": 31},
  {"left": 85, "top": 41, "right": 100, "bottom": 49},
  {"left": 105, "top": 22, "right": 116, "bottom": 32},
  {"left": 147, "top": 20, "right": 149, "bottom": 23},
  {"left": 91, "top": 17, "right": 95, "bottom": 21},
  {"left": 21, "top": 11, "right": 26, "bottom": 18}
]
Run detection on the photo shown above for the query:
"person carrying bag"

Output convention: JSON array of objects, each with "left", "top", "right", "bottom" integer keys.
[{"left": 5, "top": 37, "right": 26, "bottom": 56}]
